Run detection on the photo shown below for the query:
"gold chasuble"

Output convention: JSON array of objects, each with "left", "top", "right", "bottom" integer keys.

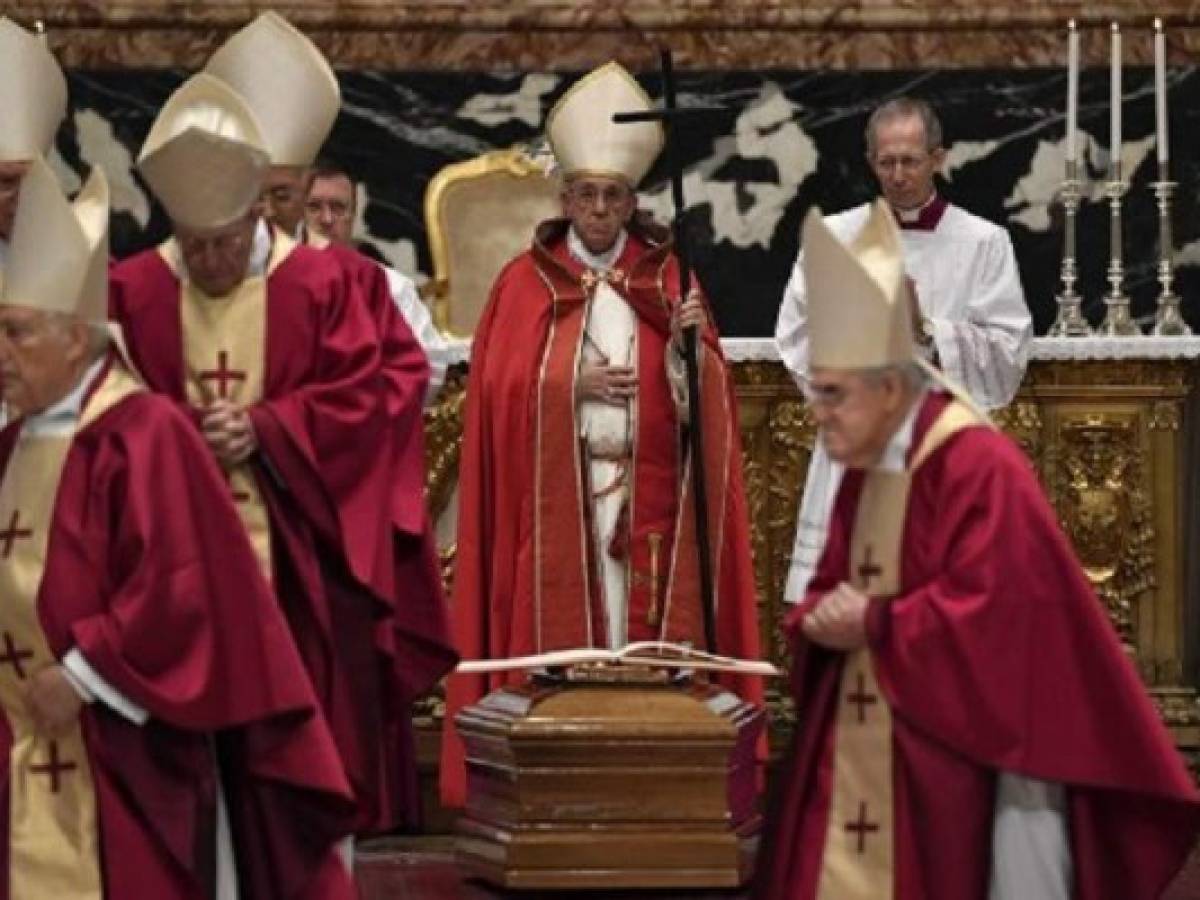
[
  {"left": 163, "top": 233, "right": 293, "bottom": 579},
  {"left": 815, "top": 400, "right": 981, "bottom": 900},
  {"left": 0, "top": 364, "right": 141, "bottom": 899}
]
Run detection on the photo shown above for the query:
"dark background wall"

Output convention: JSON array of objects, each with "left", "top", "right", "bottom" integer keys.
[
  {"left": 16, "top": 1, "right": 1200, "bottom": 335},
  {"left": 61, "top": 65, "right": 1200, "bottom": 336}
]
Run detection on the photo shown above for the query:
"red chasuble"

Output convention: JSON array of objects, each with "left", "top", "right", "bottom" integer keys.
[
  {"left": 0, "top": 357, "right": 355, "bottom": 899},
  {"left": 110, "top": 238, "right": 443, "bottom": 833},
  {"left": 441, "top": 216, "right": 763, "bottom": 807},
  {"left": 755, "top": 391, "right": 1200, "bottom": 900}
]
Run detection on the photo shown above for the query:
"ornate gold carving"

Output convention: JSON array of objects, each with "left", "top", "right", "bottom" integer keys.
[
  {"left": 423, "top": 365, "right": 468, "bottom": 524},
  {"left": 1149, "top": 400, "right": 1183, "bottom": 432},
  {"left": 423, "top": 148, "right": 557, "bottom": 337},
  {"left": 993, "top": 399, "right": 1043, "bottom": 468},
  {"left": 1048, "top": 413, "right": 1154, "bottom": 651},
  {"left": 1153, "top": 687, "right": 1200, "bottom": 729},
  {"left": 415, "top": 353, "right": 1199, "bottom": 760}
]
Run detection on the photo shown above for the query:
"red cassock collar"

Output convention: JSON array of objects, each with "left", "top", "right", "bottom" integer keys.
[{"left": 893, "top": 194, "right": 948, "bottom": 231}]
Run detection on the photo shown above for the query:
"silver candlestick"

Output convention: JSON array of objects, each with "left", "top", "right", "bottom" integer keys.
[
  {"left": 1098, "top": 160, "right": 1140, "bottom": 336},
  {"left": 1151, "top": 163, "right": 1191, "bottom": 335},
  {"left": 1049, "top": 159, "right": 1092, "bottom": 336}
]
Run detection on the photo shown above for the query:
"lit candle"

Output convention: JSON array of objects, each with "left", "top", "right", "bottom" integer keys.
[
  {"left": 1067, "top": 20, "right": 1079, "bottom": 163},
  {"left": 1155, "top": 18, "right": 1168, "bottom": 165},
  {"left": 1110, "top": 22, "right": 1121, "bottom": 177}
]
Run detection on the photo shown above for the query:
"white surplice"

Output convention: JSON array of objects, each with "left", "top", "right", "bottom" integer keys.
[
  {"left": 570, "top": 227, "right": 635, "bottom": 648},
  {"left": 776, "top": 199, "right": 1032, "bottom": 602},
  {"left": 382, "top": 264, "right": 449, "bottom": 405}
]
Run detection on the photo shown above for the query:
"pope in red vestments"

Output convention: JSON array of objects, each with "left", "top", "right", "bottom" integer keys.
[
  {"left": 441, "top": 62, "right": 762, "bottom": 807},
  {"left": 109, "top": 72, "right": 452, "bottom": 835},
  {"left": 0, "top": 159, "right": 355, "bottom": 899},
  {"left": 754, "top": 202, "right": 1200, "bottom": 900}
]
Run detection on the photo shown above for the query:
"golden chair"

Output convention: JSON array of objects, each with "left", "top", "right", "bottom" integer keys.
[{"left": 423, "top": 147, "right": 561, "bottom": 337}]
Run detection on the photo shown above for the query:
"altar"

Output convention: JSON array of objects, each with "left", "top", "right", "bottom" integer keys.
[{"left": 420, "top": 334, "right": 1200, "bottom": 784}]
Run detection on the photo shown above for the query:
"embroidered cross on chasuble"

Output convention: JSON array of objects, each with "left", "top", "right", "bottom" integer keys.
[
  {"left": 0, "top": 364, "right": 141, "bottom": 899},
  {"left": 173, "top": 235, "right": 292, "bottom": 581},
  {"left": 815, "top": 401, "right": 980, "bottom": 900}
]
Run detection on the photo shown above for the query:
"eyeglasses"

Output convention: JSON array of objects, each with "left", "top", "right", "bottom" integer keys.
[
  {"left": 797, "top": 374, "right": 850, "bottom": 410},
  {"left": 870, "top": 153, "right": 932, "bottom": 173}
]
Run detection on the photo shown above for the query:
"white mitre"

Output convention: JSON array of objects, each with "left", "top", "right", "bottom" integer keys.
[
  {"left": 0, "top": 17, "right": 68, "bottom": 162},
  {"left": 546, "top": 62, "right": 664, "bottom": 187},
  {"left": 804, "top": 199, "right": 992, "bottom": 422},
  {"left": 804, "top": 199, "right": 913, "bottom": 370},
  {"left": 204, "top": 11, "right": 340, "bottom": 167},
  {"left": 3, "top": 158, "right": 109, "bottom": 325},
  {"left": 137, "top": 73, "right": 270, "bottom": 232}
]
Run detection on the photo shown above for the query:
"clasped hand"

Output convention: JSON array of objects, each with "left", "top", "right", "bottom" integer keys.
[
  {"left": 201, "top": 399, "right": 258, "bottom": 466},
  {"left": 802, "top": 582, "right": 870, "bottom": 651}
]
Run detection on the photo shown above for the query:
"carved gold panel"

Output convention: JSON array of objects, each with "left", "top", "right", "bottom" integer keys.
[{"left": 423, "top": 355, "right": 1200, "bottom": 769}]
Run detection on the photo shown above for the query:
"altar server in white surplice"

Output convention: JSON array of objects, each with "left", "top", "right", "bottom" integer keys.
[{"left": 776, "top": 97, "right": 1032, "bottom": 601}]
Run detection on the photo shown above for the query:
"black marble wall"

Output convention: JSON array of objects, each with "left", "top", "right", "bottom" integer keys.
[{"left": 59, "top": 67, "right": 1200, "bottom": 336}]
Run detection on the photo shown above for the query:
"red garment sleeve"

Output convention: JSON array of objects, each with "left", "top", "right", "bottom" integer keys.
[{"left": 245, "top": 273, "right": 392, "bottom": 599}]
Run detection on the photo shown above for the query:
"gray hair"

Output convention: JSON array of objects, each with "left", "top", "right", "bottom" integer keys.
[{"left": 865, "top": 98, "right": 944, "bottom": 157}]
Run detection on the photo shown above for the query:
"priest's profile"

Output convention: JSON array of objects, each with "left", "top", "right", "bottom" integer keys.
[
  {"left": 753, "top": 201, "right": 1200, "bottom": 900},
  {"left": 0, "top": 159, "right": 357, "bottom": 897},
  {"left": 441, "top": 61, "right": 763, "bottom": 807}
]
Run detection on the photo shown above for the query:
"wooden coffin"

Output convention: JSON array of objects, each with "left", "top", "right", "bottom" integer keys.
[{"left": 455, "top": 671, "right": 764, "bottom": 890}]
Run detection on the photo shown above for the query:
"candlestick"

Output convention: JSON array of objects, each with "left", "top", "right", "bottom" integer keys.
[
  {"left": 1152, "top": 162, "right": 1190, "bottom": 335},
  {"left": 1048, "top": 160, "right": 1091, "bottom": 337},
  {"left": 1098, "top": 161, "right": 1139, "bottom": 336}
]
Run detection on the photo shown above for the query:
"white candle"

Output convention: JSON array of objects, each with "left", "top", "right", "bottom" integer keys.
[
  {"left": 1155, "top": 18, "right": 1168, "bottom": 164},
  {"left": 1110, "top": 22, "right": 1121, "bottom": 176},
  {"left": 1067, "top": 19, "right": 1079, "bottom": 162}
]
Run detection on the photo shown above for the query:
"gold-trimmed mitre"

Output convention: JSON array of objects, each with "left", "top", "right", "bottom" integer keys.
[
  {"left": 137, "top": 73, "right": 270, "bottom": 232},
  {"left": 0, "top": 17, "right": 68, "bottom": 162},
  {"left": 3, "top": 158, "right": 109, "bottom": 325},
  {"left": 804, "top": 199, "right": 913, "bottom": 370},
  {"left": 204, "top": 11, "right": 340, "bottom": 167},
  {"left": 546, "top": 62, "right": 664, "bottom": 187}
]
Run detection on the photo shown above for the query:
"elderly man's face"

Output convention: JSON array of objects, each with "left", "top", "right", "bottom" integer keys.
[
  {"left": 805, "top": 368, "right": 909, "bottom": 469},
  {"left": 561, "top": 175, "right": 636, "bottom": 256},
  {"left": 262, "top": 165, "right": 307, "bottom": 236},
  {"left": 304, "top": 173, "right": 355, "bottom": 245},
  {"left": 868, "top": 115, "right": 945, "bottom": 213},
  {"left": 176, "top": 212, "right": 258, "bottom": 299},
  {"left": 0, "top": 161, "right": 31, "bottom": 242},
  {"left": 0, "top": 306, "right": 89, "bottom": 416}
]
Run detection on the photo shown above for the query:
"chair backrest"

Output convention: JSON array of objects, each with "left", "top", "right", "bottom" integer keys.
[{"left": 424, "top": 148, "right": 561, "bottom": 337}]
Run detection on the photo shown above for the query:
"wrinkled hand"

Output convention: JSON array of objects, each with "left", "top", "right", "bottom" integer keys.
[
  {"left": 802, "top": 582, "right": 870, "bottom": 651},
  {"left": 202, "top": 400, "right": 259, "bottom": 466},
  {"left": 576, "top": 362, "right": 638, "bottom": 406},
  {"left": 24, "top": 666, "right": 84, "bottom": 737},
  {"left": 670, "top": 289, "right": 707, "bottom": 353}
]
